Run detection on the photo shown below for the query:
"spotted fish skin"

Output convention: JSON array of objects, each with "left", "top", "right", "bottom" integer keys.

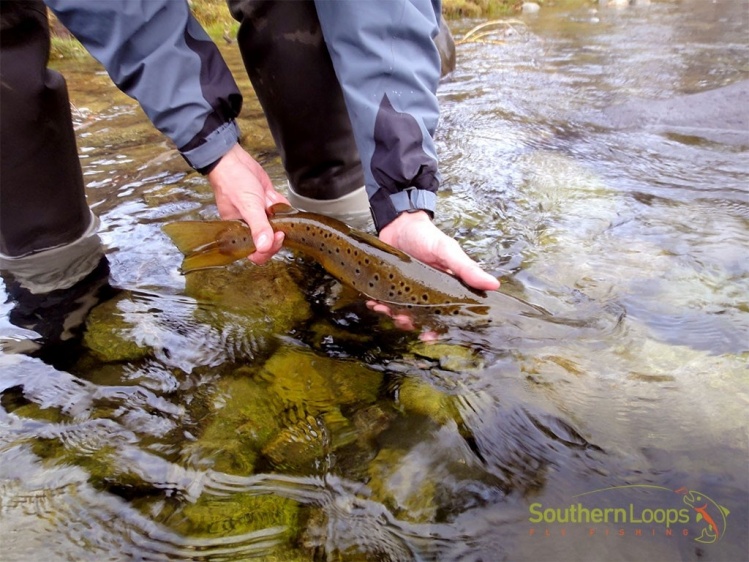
[{"left": 163, "top": 204, "right": 538, "bottom": 323}]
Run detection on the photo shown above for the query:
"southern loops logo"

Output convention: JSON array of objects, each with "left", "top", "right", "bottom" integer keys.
[{"left": 528, "top": 485, "right": 730, "bottom": 544}]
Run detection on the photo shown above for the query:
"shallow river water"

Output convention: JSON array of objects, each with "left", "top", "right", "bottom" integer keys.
[{"left": 1, "top": 1, "right": 748, "bottom": 560}]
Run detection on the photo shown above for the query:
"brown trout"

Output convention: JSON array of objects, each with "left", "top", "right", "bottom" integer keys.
[{"left": 163, "top": 204, "right": 543, "bottom": 325}]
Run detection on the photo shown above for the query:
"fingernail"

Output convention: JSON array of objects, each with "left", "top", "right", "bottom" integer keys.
[{"left": 256, "top": 233, "right": 269, "bottom": 251}]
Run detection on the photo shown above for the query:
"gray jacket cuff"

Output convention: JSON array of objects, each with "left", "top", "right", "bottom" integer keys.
[
  {"left": 369, "top": 187, "right": 437, "bottom": 233},
  {"left": 180, "top": 120, "right": 240, "bottom": 171}
]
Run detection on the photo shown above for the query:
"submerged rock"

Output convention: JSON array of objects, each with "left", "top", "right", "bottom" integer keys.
[
  {"left": 258, "top": 346, "right": 383, "bottom": 413},
  {"left": 83, "top": 292, "right": 151, "bottom": 363},
  {"left": 255, "top": 346, "right": 384, "bottom": 471},
  {"left": 261, "top": 414, "right": 329, "bottom": 473},
  {"left": 191, "top": 373, "right": 285, "bottom": 475},
  {"left": 396, "top": 376, "right": 460, "bottom": 426},
  {"left": 367, "top": 447, "right": 438, "bottom": 523},
  {"left": 172, "top": 491, "right": 301, "bottom": 557},
  {"left": 185, "top": 260, "right": 311, "bottom": 337}
]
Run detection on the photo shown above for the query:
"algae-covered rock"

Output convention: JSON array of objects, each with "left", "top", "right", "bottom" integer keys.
[
  {"left": 261, "top": 414, "right": 328, "bottom": 473},
  {"left": 254, "top": 346, "right": 384, "bottom": 472},
  {"left": 83, "top": 292, "right": 151, "bottom": 363},
  {"left": 191, "top": 372, "right": 285, "bottom": 475},
  {"left": 175, "top": 492, "right": 299, "bottom": 542},
  {"left": 10, "top": 402, "right": 67, "bottom": 424},
  {"left": 259, "top": 347, "right": 383, "bottom": 413},
  {"left": 409, "top": 341, "right": 485, "bottom": 373},
  {"left": 367, "top": 447, "right": 438, "bottom": 523},
  {"left": 185, "top": 260, "right": 311, "bottom": 337},
  {"left": 396, "top": 376, "right": 460, "bottom": 426}
]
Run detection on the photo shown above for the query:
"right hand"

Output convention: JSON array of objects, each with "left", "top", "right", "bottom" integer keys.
[{"left": 207, "top": 143, "right": 289, "bottom": 265}]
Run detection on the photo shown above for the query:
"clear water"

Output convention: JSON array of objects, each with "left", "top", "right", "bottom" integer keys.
[{"left": 1, "top": 1, "right": 747, "bottom": 560}]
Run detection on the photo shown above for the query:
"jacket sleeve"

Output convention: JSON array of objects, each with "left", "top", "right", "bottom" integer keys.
[
  {"left": 44, "top": 0, "right": 242, "bottom": 171},
  {"left": 314, "top": 0, "right": 442, "bottom": 232}
]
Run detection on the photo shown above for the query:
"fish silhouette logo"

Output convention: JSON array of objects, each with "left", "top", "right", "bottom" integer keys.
[{"left": 675, "top": 487, "right": 730, "bottom": 544}]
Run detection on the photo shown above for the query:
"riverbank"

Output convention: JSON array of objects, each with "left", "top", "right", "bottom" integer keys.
[{"left": 49, "top": 0, "right": 537, "bottom": 59}]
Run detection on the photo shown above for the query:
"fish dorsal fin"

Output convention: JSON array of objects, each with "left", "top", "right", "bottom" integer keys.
[
  {"left": 269, "top": 203, "right": 298, "bottom": 216},
  {"left": 348, "top": 230, "right": 412, "bottom": 262}
]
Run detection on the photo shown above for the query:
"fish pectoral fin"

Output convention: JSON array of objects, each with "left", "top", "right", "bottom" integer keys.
[{"left": 349, "top": 230, "right": 412, "bottom": 262}]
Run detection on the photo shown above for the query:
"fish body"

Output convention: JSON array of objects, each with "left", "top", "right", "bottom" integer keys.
[{"left": 163, "top": 204, "right": 539, "bottom": 324}]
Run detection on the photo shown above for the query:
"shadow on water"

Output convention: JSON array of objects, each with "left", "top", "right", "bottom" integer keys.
[{"left": 2, "top": 0, "right": 749, "bottom": 560}]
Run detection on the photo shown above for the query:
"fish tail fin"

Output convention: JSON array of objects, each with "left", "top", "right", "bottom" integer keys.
[{"left": 162, "top": 221, "right": 254, "bottom": 274}]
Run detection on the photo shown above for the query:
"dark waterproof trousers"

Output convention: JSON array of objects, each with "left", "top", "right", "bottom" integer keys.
[
  {"left": 0, "top": 0, "right": 91, "bottom": 258},
  {"left": 227, "top": 0, "right": 366, "bottom": 201},
  {"left": 227, "top": 0, "right": 455, "bottom": 203}
]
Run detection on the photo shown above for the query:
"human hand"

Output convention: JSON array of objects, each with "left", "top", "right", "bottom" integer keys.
[
  {"left": 371, "top": 210, "right": 500, "bottom": 334},
  {"left": 378, "top": 211, "right": 500, "bottom": 291},
  {"left": 207, "top": 143, "right": 289, "bottom": 265}
]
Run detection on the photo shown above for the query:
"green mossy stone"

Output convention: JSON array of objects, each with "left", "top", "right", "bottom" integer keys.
[
  {"left": 175, "top": 492, "right": 300, "bottom": 544},
  {"left": 259, "top": 347, "right": 383, "bottom": 414},
  {"left": 367, "top": 447, "right": 438, "bottom": 523},
  {"left": 193, "top": 374, "right": 285, "bottom": 475},
  {"left": 185, "top": 261, "right": 311, "bottom": 336},
  {"left": 11, "top": 402, "right": 66, "bottom": 423},
  {"left": 83, "top": 292, "right": 151, "bottom": 363},
  {"left": 396, "top": 377, "right": 460, "bottom": 426},
  {"left": 261, "top": 414, "right": 328, "bottom": 473},
  {"left": 409, "top": 341, "right": 485, "bottom": 373}
]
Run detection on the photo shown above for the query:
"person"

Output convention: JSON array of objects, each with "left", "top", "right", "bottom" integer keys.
[{"left": 0, "top": 0, "right": 498, "bottom": 339}]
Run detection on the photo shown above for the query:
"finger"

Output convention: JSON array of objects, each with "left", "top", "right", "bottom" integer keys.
[
  {"left": 249, "top": 231, "right": 284, "bottom": 265},
  {"left": 233, "top": 191, "right": 275, "bottom": 253},
  {"left": 392, "top": 314, "right": 416, "bottom": 331},
  {"left": 448, "top": 258, "right": 501, "bottom": 291},
  {"left": 437, "top": 241, "right": 500, "bottom": 292}
]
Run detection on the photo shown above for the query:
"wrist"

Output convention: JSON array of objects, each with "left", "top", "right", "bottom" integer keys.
[{"left": 379, "top": 209, "right": 432, "bottom": 246}]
